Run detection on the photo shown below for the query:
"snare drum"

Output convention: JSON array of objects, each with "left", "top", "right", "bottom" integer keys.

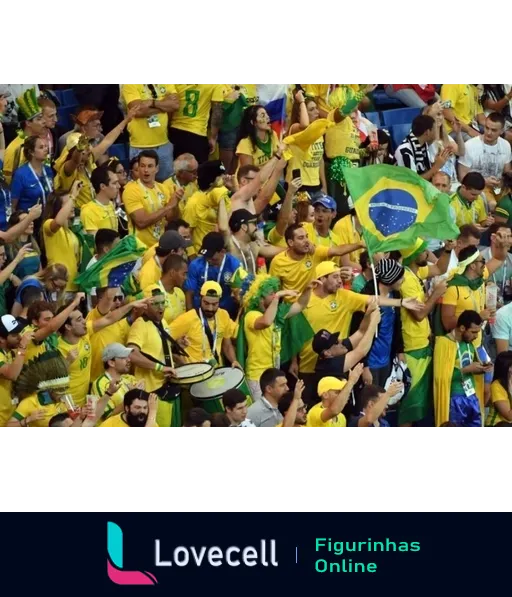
[
  {"left": 174, "top": 363, "right": 214, "bottom": 386},
  {"left": 190, "top": 367, "right": 250, "bottom": 414}
]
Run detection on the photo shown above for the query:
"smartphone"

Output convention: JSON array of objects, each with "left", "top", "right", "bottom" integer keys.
[{"left": 292, "top": 168, "right": 301, "bottom": 180}]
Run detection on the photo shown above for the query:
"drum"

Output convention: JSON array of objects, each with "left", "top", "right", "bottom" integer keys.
[
  {"left": 190, "top": 367, "right": 248, "bottom": 414},
  {"left": 173, "top": 363, "right": 214, "bottom": 386}
]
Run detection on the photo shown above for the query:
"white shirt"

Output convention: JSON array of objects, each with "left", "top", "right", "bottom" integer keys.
[
  {"left": 492, "top": 302, "right": 512, "bottom": 348},
  {"left": 86, "top": 255, "right": 98, "bottom": 312},
  {"left": 459, "top": 136, "right": 512, "bottom": 180}
]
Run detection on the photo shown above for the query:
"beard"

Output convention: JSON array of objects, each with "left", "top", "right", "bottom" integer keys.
[{"left": 126, "top": 412, "right": 148, "bottom": 427}]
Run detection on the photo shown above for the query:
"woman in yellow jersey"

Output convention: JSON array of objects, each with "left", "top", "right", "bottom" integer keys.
[
  {"left": 235, "top": 105, "right": 279, "bottom": 168},
  {"left": 287, "top": 89, "right": 327, "bottom": 198},
  {"left": 486, "top": 351, "right": 512, "bottom": 426},
  {"left": 54, "top": 106, "right": 138, "bottom": 208},
  {"left": 41, "top": 190, "right": 81, "bottom": 294}
]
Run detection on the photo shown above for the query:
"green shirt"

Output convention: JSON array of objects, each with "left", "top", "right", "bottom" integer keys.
[{"left": 451, "top": 340, "right": 477, "bottom": 396}]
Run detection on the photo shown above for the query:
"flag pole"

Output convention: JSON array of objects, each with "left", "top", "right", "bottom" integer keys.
[{"left": 370, "top": 261, "right": 379, "bottom": 339}]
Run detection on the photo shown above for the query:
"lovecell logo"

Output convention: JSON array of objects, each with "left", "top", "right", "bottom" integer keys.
[
  {"left": 107, "top": 522, "right": 278, "bottom": 586},
  {"left": 107, "top": 522, "right": 158, "bottom": 586}
]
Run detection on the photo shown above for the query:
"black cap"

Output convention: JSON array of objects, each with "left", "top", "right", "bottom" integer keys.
[
  {"left": 229, "top": 209, "right": 257, "bottom": 233},
  {"left": 312, "top": 329, "right": 340, "bottom": 355},
  {"left": 158, "top": 230, "right": 191, "bottom": 253},
  {"left": 197, "top": 160, "right": 225, "bottom": 191},
  {"left": 199, "top": 232, "right": 225, "bottom": 259}
]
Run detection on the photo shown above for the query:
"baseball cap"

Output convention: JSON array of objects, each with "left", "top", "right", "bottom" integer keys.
[
  {"left": 229, "top": 209, "right": 257, "bottom": 232},
  {"left": 0, "top": 85, "right": 12, "bottom": 99},
  {"left": 158, "top": 230, "right": 191, "bottom": 252},
  {"left": 199, "top": 232, "right": 225, "bottom": 259},
  {"left": 197, "top": 160, "right": 225, "bottom": 191},
  {"left": 313, "top": 195, "right": 337, "bottom": 211},
  {"left": 315, "top": 261, "right": 341, "bottom": 279},
  {"left": 102, "top": 343, "right": 133, "bottom": 362},
  {"left": 312, "top": 329, "right": 341, "bottom": 355},
  {"left": 201, "top": 281, "right": 222, "bottom": 297},
  {"left": 317, "top": 377, "right": 347, "bottom": 396},
  {"left": 0, "top": 314, "right": 25, "bottom": 338}
]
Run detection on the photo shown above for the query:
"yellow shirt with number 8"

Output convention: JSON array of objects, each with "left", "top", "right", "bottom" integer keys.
[{"left": 171, "top": 85, "right": 226, "bottom": 137}]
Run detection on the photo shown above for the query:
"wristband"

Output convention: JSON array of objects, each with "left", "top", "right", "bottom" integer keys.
[
  {"left": 272, "top": 152, "right": 282, "bottom": 160},
  {"left": 155, "top": 363, "right": 164, "bottom": 372},
  {"left": 105, "top": 391, "right": 114, "bottom": 397}
]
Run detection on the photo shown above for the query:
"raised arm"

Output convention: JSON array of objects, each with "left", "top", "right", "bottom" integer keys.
[
  {"left": 32, "top": 293, "right": 85, "bottom": 343},
  {"left": 358, "top": 381, "right": 403, "bottom": 426},
  {"left": 91, "top": 298, "right": 152, "bottom": 334},
  {"left": 92, "top": 107, "right": 139, "bottom": 161},
  {"left": 0, "top": 245, "right": 33, "bottom": 285},
  {"left": 273, "top": 178, "right": 299, "bottom": 238},
  {"left": 282, "top": 380, "right": 305, "bottom": 427},
  {"left": 321, "top": 363, "right": 363, "bottom": 422},
  {"left": 0, "top": 204, "right": 42, "bottom": 243}
]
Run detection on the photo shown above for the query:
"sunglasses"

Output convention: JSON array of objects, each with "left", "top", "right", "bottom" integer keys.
[{"left": 113, "top": 295, "right": 124, "bottom": 301}]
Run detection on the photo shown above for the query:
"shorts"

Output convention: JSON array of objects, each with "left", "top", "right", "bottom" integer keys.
[
  {"left": 169, "top": 128, "right": 210, "bottom": 165},
  {"left": 449, "top": 393, "right": 482, "bottom": 427},
  {"left": 218, "top": 128, "right": 239, "bottom": 151},
  {"left": 477, "top": 346, "right": 494, "bottom": 384}
]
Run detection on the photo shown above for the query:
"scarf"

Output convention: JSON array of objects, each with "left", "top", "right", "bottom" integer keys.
[
  {"left": 448, "top": 274, "right": 485, "bottom": 291},
  {"left": 255, "top": 133, "right": 273, "bottom": 158}
]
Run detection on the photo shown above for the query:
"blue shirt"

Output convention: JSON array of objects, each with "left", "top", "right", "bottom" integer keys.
[
  {"left": 10, "top": 163, "right": 54, "bottom": 211},
  {"left": 367, "top": 304, "right": 395, "bottom": 369},
  {"left": 184, "top": 253, "right": 241, "bottom": 315},
  {"left": 0, "top": 160, "right": 11, "bottom": 231}
]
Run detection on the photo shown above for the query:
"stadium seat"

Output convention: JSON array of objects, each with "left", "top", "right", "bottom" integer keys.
[
  {"left": 363, "top": 112, "right": 381, "bottom": 127},
  {"left": 109, "top": 144, "right": 128, "bottom": 162},
  {"left": 57, "top": 104, "right": 79, "bottom": 132},
  {"left": 382, "top": 108, "right": 421, "bottom": 127},
  {"left": 388, "top": 123, "right": 412, "bottom": 152},
  {"left": 372, "top": 89, "right": 404, "bottom": 110},
  {"left": 61, "top": 89, "right": 78, "bottom": 107},
  {"left": 52, "top": 90, "right": 64, "bottom": 106}
]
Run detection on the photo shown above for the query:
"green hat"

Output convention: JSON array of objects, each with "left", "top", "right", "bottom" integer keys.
[{"left": 16, "top": 87, "right": 42, "bottom": 121}]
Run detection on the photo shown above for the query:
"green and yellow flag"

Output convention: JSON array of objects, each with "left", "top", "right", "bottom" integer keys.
[{"left": 343, "top": 164, "right": 459, "bottom": 257}]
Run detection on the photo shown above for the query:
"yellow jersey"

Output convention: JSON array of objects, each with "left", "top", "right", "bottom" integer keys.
[
  {"left": 169, "top": 308, "right": 236, "bottom": 366},
  {"left": 3, "top": 136, "right": 25, "bottom": 184},
  {"left": 302, "top": 222, "right": 341, "bottom": 250},
  {"left": 325, "top": 110, "right": 361, "bottom": 161},
  {"left": 269, "top": 245, "right": 330, "bottom": 296},
  {"left": 236, "top": 131, "right": 279, "bottom": 167},
  {"left": 163, "top": 175, "right": 199, "bottom": 219},
  {"left": 54, "top": 154, "right": 96, "bottom": 208},
  {"left": 86, "top": 307, "right": 130, "bottom": 382},
  {"left": 42, "top": 219, "right": 81, "bottom": 292},
  {"left": 122, "top": 84, "right": 177, "bottom": 147},
  {"left": 57, "top": 320, "right": 95, "bottom": 407},
  {"left": 223, "top": 84, "right": 259, "bottom": 106},
  {"left": 400, "top": 266, "right": 430, "bottom": 352},
  {"left": 244, "top": 310, "right": 281, "bottom": 382},
  {"left": 300, "top": 288, "right": 368, "bottom": 374},
  {"left": 12, "top": 393, "right": 68, "bottom": 427},
  {"left": 187, "top": 186, "right": 230, "bottom": 253},
  {"left": 486, "top": 381, "right": 511, "bottom": 427},
  {"left": 0, "top": 349, "right": 16, "bottom": 426},
  {"left": 333, "top": 215, "right": 363, "bottom": 264},
  {"left": 100, "top": 413, "right": 130, "bottom": 427},
  {"left": 127, "top": 316, "right": 173, "bottom": 392},
  {"left": 267, "top": 226, "right": 287, "bottom": 248},
  {"left": 171, "top": 85, "right": 226, "bottom": 137},
  {"left": 23, "top": 324, "right": 59, "bottom": 364},
  {"left": 442, "top": 269, "right": 489, "bottom": 347},
  {"left": 440, "top": 84, "right": 483, "bottom": 133},
  {"left": 306, "top": 402, "right": 347, "bottom": 427},
  {"left": 450, "top": 192, "right": 487, "bottom": 227},
  {"left": 92, "top": 372, "right": 137, "bottom": 420},
  {"left": 122, "top": 180, "right": 170, "bottom": 248},
  {"left": 80, "top": 199, "right": 118, "bottom": 233},
  {"left": 139, "top": 255, "right": 163, "bottom": 289},
  {"left": 286, "top": 136, "right": 324, "bottom": 188}
]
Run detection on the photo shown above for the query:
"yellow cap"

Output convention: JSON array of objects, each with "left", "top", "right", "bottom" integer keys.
[
  {"left": 201, "top": 281, "right": 222, "bottom": 297},
  {"left": 315, "top": 261, "right": 341, "bottom": 279},
  {"left": 143, "top": 283, "right": 164, "bottom": 299},
  {"left": 317, "top": 377, "right": 347, "bottom": 396}
]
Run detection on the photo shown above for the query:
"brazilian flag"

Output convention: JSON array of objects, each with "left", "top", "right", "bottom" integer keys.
[
  {"left": 343, "top": 164, "right": 459, "bottom": 257},
  {"left": 74, "top": 235, "right": 146, "bottom": 292}
]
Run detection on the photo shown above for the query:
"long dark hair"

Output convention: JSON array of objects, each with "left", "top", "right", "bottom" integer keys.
[
  {"left": 493, "top": 351, "right": 512, "bottom": 392},
  {"left": 8, "top": 210, "right": 41, "bottom": 256},
  {"left": 236, "top": 104, "right": 268, "bottom": 152}
]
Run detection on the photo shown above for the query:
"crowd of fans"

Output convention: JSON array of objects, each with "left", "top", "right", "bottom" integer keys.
[{"left": 0, "top": 83, "right": 511, "bottom": 428}]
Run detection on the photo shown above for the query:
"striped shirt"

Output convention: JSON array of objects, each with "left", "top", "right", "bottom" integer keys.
[{"left": 395, "top": 133, "right": 431, "bottom": 175}]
